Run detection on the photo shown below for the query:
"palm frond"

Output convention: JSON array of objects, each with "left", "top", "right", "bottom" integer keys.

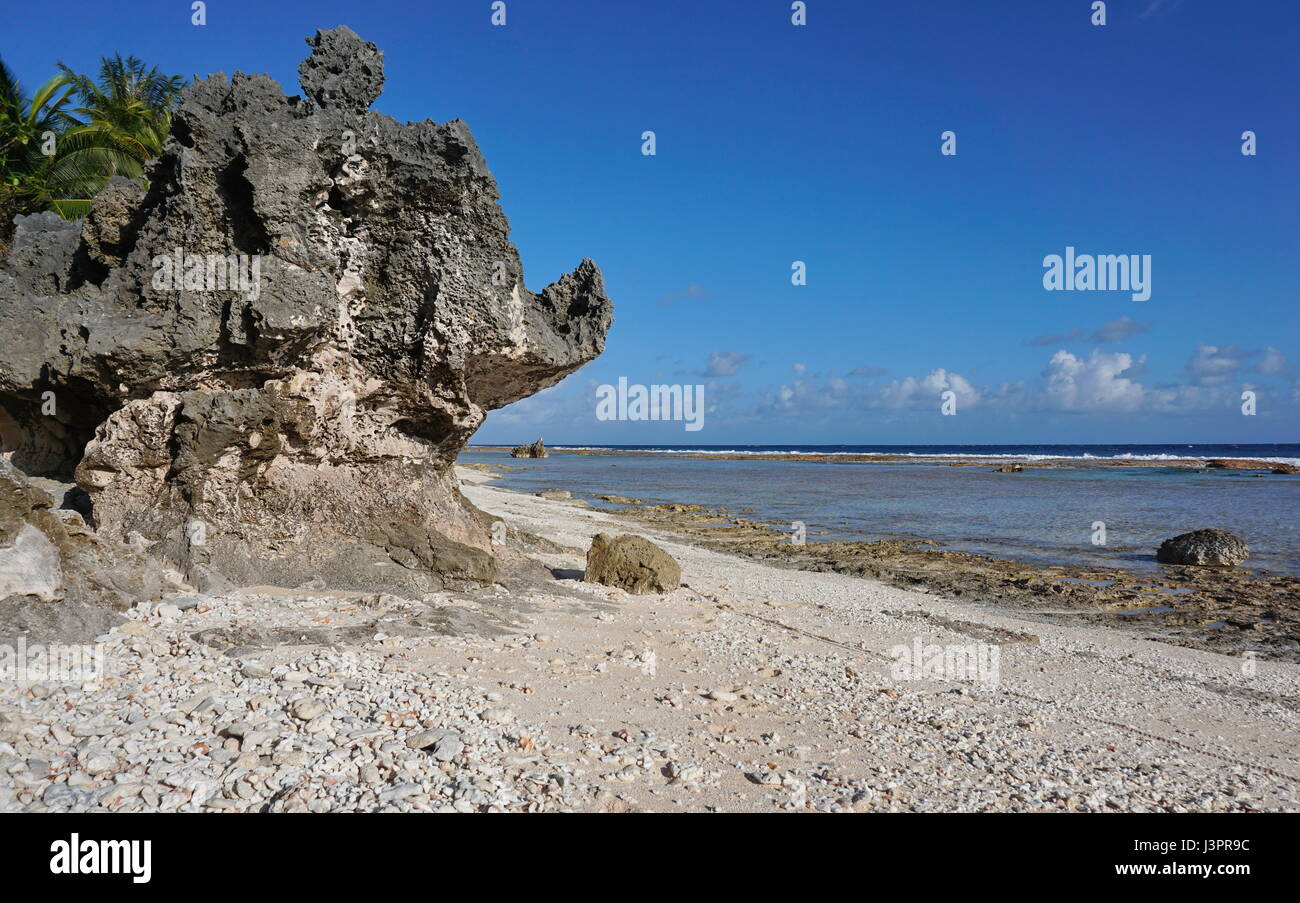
[
  {"left": 4, "top": 53, "right": 185, "bottom": 228},
  {"left": 0, "top": 58, "right": 24, "bottom": 111},
  {"left": 49, "top": 197, "right": 93, "bottom": 218}
]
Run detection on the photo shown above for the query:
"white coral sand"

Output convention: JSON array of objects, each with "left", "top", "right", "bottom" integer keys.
[{"left": 0, "top": 467, "right": 1295, "bottom": 813}]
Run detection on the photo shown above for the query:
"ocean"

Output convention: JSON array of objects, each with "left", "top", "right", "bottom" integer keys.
[{"left": 460, "top": 444, "right": 1300, "bottom": 577}]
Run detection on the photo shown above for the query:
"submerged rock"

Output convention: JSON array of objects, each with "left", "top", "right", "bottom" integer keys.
[
  {"left": 0, "top": 27, "right": 612, "bottom": 600},
  {"left": 1156, "top": 529, "right": 1249, "bottom": 567},
  {"left": 584, "top": 533, "right": 681, "bottom": 594},
  {"left": 511, "top": 438, "right": 548, "bottom": 458}
]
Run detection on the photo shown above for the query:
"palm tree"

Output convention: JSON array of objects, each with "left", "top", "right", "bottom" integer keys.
[
  {"left": 46, "top": 54, "right": 185, "bottom": 218},
  {"left": 0, "top": 54, "right": 184, "bottom": 249},
  {"left": 0, "top": 58, "right": 78, "bottom": 248}
]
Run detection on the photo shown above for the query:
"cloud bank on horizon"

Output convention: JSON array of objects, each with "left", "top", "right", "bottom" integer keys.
[{"left": 482, "top": 337, "right": 1295, "bottom": 445}]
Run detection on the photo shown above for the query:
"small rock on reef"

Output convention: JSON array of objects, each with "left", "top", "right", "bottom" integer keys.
[
  {"left": 511, "top": 439, "right": 548, "bottom": 458},
  {"left": 1156, "top": 529, "right": 1249, "bottom": 567}
]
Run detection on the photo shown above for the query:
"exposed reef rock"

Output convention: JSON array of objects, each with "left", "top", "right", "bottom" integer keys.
[
  {"left": 511, "top": 438, "right": 548, "bottom": 458},
  {"left": 0, "top": 27, "right": 613, "bottom": 600},
  {"left": 1156, "top": 529, "right": 1249, "bottom": 568}
]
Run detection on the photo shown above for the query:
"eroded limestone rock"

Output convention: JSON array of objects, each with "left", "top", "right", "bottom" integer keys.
[
  {"left": 0, "top": 27, "right": 612, "bottom": 596},
  {"left": 0, "top": 459, "right": 185, "bottom": 641}
]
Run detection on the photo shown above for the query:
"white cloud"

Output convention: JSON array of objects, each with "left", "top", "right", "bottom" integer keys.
[
  {"left": 1043, "top": 350, "right": 1146, "bottom": 412},
  {"left": 848, "top": 363, "right": 887, "bottom": 377},
  {"left": 1187, "top": 344, "right": 1247, "bottom": 385},
  {"left": 1090, "top": 316, "right": 1152, "bottom": 343},
  {"left": 1029, "top": 316, "right": 1152, "bottom": 347},
  {"left": 656, "top": 282, "right": 707, "bottom": 307},
  {"left": 762, "top": 366, "right": 979, "bottom": 416},
  {"left": 877, "top": 368, "right": 979, "bottom": 410},
  {"left": 699, "top": 350, "right": 750, "bottom": 378},
  {"left": 1185, "top": 343, "right": 1287, "bottom": 385},
  {"left": 488, "top": 339, "right": 1297, "bottom": 438},
  {"left": 763, "top": 374, "right": 852, "bottom": 412},
  {"left": 1258, "top": 346, "right": 1287, "bottom": 375}
]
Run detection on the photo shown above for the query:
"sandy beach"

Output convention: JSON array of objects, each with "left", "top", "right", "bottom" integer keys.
[
  {"left": 4, "top": 465, "right": 1296, "bottom": 813},
  {"left": 456, "top": 468, "right": 1300, "bottom": 810}
]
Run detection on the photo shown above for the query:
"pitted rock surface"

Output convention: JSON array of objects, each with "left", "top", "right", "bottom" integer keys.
[
  {"left": 1156, "top": 529, "right": 1250, "bottom": 568},
  {"left": 0, "top": 458, "right": 189, "bottom": 642},
  {"left": 0, "top": 27, "right": 612, "bottom": 597},
  {"left": 584, "top": 533, "right": 682, "bottom": 595}
]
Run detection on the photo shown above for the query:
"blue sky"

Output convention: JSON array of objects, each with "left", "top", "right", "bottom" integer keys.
[{"left": 8, "top": 0, "right": 1298, "bottom": 444}]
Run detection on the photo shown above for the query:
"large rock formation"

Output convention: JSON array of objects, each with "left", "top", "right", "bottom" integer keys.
[{"left": 0, "top": 27, "right": 612, "bottom": 597}]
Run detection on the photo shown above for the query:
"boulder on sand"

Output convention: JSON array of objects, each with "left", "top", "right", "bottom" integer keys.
[
  {"left": 583, "top": 533, "right": 681, "bottom": 594},
  {"left": 1156, "top": 529, "right": 1249, "bottom": 567},
  {"left": 511, "top": 439, "right": 548, "bottom": 458}
]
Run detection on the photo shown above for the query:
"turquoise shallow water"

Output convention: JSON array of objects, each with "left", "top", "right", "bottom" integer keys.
[{"left": 460, "top": 447, "right": 1300, "bottom": 577}]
